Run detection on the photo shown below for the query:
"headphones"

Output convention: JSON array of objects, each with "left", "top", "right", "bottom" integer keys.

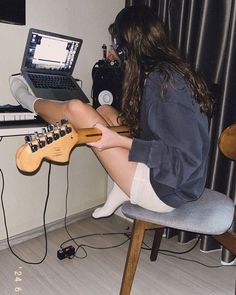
[{"left": 111, "top": 19, "right": 127, "bottom": 62}]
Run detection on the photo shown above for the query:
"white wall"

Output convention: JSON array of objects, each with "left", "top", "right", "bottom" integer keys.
[{"left": 0, "top": 0, "right": 124, "bottom": 239}]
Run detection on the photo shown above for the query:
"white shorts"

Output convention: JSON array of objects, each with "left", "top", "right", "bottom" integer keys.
[{"left": 130, "top": 163, "right": 175, "bottom": 213}]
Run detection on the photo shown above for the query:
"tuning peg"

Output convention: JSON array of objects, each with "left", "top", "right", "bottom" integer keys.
[
  {"left": 47, "top": 124, "right": 59, "bottom": 140},
  {"left": 57, "top": 118, "right": 72, "bottom": 134},
  {"left": 34, "top": 131, "right": 39, "bottom": 138},
  {"left": 25, "top": 135, "right": 32, "bottom": 143},
  {"left": 60, "top": 118, "right": 68, "bottom": 125},
  {"left": 55, "top": 121, "right": 64, "bottom": 136},
  {"left": 59, "top": 128, "right": 66, "bottom": 137},
  {"left": 47, "top": 124, "right": 54, "bottom": 132},
  {"left": 42, "top": 127, "right": 53, "bottom": 144},
  {"left": 60, "top": 119, "right": 68, "bottom": 136},
  {"left": 55, "top": 122, "right": 66, "bottom": 137},
  {"left": 34, "top": 132, "right": 46, "bottom": 148},
  {"left": 42, "top": 127, "right": 47, "bottom": 134},
  {"left": 25, "top": 134, "right": 38, "bottom": 152},
  {"left": 53, "top": 131, "right": 60, "bottom": 140},
  {"left": 66, "top": 125, "right": 72, "bottom": 133}
]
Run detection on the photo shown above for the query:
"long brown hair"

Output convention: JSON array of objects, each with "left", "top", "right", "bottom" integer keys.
[{"left": 110, "top": 6, "right": 214, "bottom": 136}]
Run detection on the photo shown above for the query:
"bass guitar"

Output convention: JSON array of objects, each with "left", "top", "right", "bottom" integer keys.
[{"left": 16, "top": 119, "right": 130, "bottom": 173}]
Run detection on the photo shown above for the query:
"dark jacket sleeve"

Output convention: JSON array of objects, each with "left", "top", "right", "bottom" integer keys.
[{"left": 128, "top": 73, "right": 209, "bottom": 190}]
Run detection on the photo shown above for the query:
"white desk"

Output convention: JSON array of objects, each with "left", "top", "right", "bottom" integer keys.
[{"left": 0, "top": 123, "right": 46, "bottom": 137}]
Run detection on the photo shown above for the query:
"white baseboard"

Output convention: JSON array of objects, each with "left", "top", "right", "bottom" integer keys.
[{"left": 0, "top": 207, "right": 96, "bottom": 251}]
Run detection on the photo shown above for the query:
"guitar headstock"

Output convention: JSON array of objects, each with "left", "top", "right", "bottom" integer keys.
[{"left": 16, "top": 119, "right": 79, "bottom": 173}]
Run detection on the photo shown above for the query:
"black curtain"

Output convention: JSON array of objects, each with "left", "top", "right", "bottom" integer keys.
[{"left": 126, "top": 0, "right": 236, "bottom": 263}]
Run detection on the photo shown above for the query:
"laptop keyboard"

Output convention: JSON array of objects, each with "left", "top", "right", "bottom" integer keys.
[{"left": 28, "top": 74, "right": 76, "bottom": 89}]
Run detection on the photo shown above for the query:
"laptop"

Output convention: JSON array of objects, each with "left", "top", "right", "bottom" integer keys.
[{"left": 21, "top": 28, "right": 89, "bottom": 103}]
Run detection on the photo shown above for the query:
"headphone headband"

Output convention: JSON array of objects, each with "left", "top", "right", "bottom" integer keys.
[{"left": 112, "top": 19, "right": 127, "bottom": 61}]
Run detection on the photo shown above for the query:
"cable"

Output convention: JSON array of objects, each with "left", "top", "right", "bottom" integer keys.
[
  {"left": 59, "top": 231, "right": 131, "bottom": 259},
  {"left": 60, "top": 163, "right": 131, "bottom": 259},
  {"left": 141, "top": 234, "right": 236, "bottom": 268},
  {"left": 158, "top": 252, "right": 236, "bottom": 268},
  {"left": 61, "top": 163, "right": 130, "bottom": 258},
  {"left": 62, "top": 164, "right": 88, "bottom": 258},
  {"left": 0, "top": 164, "right": 52, "bottom": 264},
  {"left": 142, "top": 234, "right": 201, "bottom": 254},
  {"left": 74, "top": 234, "right": 130, "bottom": 257}
]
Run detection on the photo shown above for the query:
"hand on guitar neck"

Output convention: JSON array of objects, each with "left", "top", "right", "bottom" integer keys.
[
  {"left": 16, "top": 119, "right": 130, "bottom": 173},
  {"left": 86, "top": 122, "right": 132, "bottom": 151}
]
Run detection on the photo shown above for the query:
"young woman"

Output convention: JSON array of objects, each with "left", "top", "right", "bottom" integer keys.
[{"left": 10, "top": 6, "right": 213, "bottom": 218}]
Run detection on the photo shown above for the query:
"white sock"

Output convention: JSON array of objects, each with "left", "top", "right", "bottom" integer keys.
[
  {"left": 92, "top": 183, "right": 129, "bottom": 219},
  {"left": 9, "top": 77, "right": 39, "bottom": 113}
]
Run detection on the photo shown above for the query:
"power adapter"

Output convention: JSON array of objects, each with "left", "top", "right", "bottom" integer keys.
[{"left": 57, "top": 245, "right": 75, "bottom": 260}]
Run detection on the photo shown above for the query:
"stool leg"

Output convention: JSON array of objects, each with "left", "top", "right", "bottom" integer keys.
[
  {"left": 120, "top": 219, "right": 148, "bottom": 295},
  {"left": 150, "top": 228, "right": 164, "bottom": 261}
]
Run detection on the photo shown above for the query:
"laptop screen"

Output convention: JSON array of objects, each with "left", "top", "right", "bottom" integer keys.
[{"left": 21, "top": 28, "right": 83, "bottom": 74}]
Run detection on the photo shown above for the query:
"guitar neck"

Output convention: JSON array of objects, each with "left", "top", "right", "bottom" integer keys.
[
  {"left": 76, "top": 126, "right": 130, "bottom": 143},
  {"left": 16, "top": 124, "right": 130, "bottom": 173}
]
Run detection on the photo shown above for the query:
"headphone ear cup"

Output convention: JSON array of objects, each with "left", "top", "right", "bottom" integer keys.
[
  {"left": 112, "top": 32, "right": 127, "bottom": 62},
  {"left": 115, "top": 44, "right": 127, "bottom": 61}
]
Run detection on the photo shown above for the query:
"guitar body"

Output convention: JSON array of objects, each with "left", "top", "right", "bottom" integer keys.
[
  {"left": 16, "top": 121, "right": 129, "bottom": 173},
  {"left": 218, "top": 123, "right": 236, "bottom": 161}
]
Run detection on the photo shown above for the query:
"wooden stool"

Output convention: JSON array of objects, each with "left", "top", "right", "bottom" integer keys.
[{"left": 120, "top": 188, "right": 235, "bottom": 295}]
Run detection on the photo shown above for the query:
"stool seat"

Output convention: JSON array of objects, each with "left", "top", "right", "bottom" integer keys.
[{"left": 122, "top": 188, "right": 234, "bottom": 235}]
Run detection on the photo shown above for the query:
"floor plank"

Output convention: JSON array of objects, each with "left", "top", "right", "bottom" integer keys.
[{"left": 0, "top": 215, "right": 235, "bottom": 295}]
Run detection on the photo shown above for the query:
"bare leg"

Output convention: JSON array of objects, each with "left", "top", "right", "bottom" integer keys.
[
  {"left": 91, "top": 105, "right": 129, "bottom": 218},
  {"left": 40, "top": 102, "right": 131, "bottom": 217},
  {"left": 34, "top": 99, "right": 137, "bottom": 197},
  {"left": 9, "top": 77, "right": 136, "bottom": 216},
  {"left": 96, "top": 104, "right": 120, "bottom": 126}
]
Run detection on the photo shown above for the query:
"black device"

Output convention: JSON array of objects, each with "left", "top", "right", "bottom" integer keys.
[
  {"left": 92, "top": 59, "right": 122, "bottom": 110},
  {"left": 57, "top": 245, "right": 75, "bottom": 260},
  {"left": 0, "top": 0, "right": 25, "bottom": 25}
]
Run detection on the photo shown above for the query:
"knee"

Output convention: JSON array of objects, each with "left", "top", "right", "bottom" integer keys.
[
  {"left": 96, "top": 104, "right": 113, "bottom": 115},
  {"left": 96, "top": 105, "right": 119, "bottom": 125},
  {"left": 65, "top": 99, "right": 90, "bottom": 119}
]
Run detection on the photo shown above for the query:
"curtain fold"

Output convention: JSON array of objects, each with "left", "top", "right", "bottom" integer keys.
[{"left": 126, "top": 0, "right": 236, "bottom": 264}]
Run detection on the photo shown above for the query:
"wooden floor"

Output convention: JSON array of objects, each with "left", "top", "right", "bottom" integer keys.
[{"left": 0, "top": 215, "right": 235, "bottom": 295}]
